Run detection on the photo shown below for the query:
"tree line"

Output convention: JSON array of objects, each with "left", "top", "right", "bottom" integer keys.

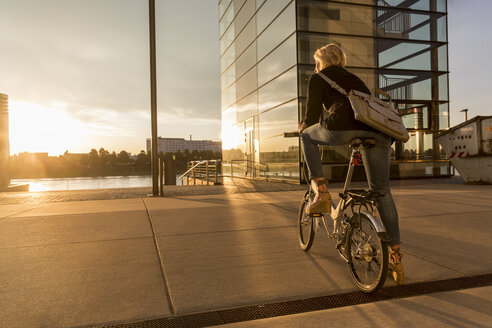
[{"left": 9, "top": 148, "right": 222, "bottom": 179}]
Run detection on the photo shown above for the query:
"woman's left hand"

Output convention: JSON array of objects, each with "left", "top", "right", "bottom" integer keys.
[{"left": 298, "top": 122, "right": 307, "bottom": 133}]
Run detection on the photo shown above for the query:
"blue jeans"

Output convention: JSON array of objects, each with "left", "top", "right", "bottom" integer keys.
[{"left": 301, "top": 123, "right": 401, "bottom": 246}]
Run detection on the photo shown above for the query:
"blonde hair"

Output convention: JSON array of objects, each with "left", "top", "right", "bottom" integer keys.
[{"left": 314, "top": 43, "right": 347, "bottom": 69}]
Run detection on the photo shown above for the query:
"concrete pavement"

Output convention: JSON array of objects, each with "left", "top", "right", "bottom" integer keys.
[{"left": 0, "top": 178, "right": 491, "bottom": 327}]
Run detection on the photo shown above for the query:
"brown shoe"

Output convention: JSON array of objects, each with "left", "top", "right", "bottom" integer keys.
[
  {"left": 389, "top": 248, "right": 404, "bottom": 285},
  {"left": 306, "top": 178, "right": 331, "bottom": 214}
]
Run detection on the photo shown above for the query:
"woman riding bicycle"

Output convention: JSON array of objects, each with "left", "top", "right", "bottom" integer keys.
[{"left": 298, "top": 43, "right": 404, "bottom": 285}]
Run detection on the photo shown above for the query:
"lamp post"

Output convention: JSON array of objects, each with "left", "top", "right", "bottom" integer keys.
[
  {"left": 149, "top": 0, "right": 159, "bottom": 196},
  {"left": 460, "top": 108, "right": 468, "bottom": 122}
]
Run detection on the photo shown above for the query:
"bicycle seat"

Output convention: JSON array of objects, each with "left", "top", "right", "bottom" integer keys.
[{"left": 349, "top": 138, "right": 376, "bottom": 148}]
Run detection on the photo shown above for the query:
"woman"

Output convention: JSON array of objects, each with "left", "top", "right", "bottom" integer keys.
[{"left": 298, "top": 43, "right": 404, "bottom": 285}]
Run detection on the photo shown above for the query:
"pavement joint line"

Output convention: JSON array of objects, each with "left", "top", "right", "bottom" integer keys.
[
  {"left": 169, "top": 197, "right": 229, "bottom": 205},
  {"left": 0, "top": 204, "right": 47, "bottom": 220},
  {"left": 404, "top": 250, "right": 468, "bottom": 276},
  {"left": 0, "top": 235, "right": 153, "bottom": 251},
  {"left": 267, "top": 202, "right": 298, "bottom": 214},
  {"left": 0, "top": 208, "right": 149, "bottom": 220},
  {"left": 142, "top": 198, "right": 176, "bottom": 316},
  {"left": 399, "top": 194, "right": 492, "bottom": 207},
  {"left": 155, "top": 224, "right": 297, "bottom": 238},
  {"left": 399, "top": 209, "right": 492, "bottom": 219},
  {"left": 96, "top": 274, "right": 492, "bottom": 328}
]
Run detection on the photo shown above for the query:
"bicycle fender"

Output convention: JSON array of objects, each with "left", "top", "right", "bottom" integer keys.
[{"left": 360, "top": 210, "right": 391, "bottom": 242}]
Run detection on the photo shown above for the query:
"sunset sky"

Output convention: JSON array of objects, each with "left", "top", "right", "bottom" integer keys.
[{"left": 0, "top": 0, "right": 490, "bottom": 156}]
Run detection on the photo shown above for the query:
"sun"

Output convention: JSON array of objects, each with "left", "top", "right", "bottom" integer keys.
[{"left": 9, "top": 101, "right": 87, "bottom": 156}]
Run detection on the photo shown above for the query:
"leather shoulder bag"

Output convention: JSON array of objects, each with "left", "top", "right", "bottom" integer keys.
[{"left": 318, "top": 72, "right": 410, "bottom": 142}]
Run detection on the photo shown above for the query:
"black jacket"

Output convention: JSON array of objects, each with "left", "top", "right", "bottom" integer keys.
[{"left": 303, "top": 65, "right": 377, "bottom": 132}]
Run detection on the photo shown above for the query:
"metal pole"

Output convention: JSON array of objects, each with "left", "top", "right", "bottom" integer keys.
[
  {"left": 159, "top": 157, "right": 163, "bottom": 196},
  {"left": 460, "top": 108, "right": 468, "bottom": 122},
  {"left": 149, "top": 0, "right": 159, "bottom": 196}
]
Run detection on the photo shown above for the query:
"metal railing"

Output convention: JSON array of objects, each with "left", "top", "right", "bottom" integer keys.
[
  {"left": 179, "top": 160, "right": 222, "bottom": 185},
  {"left": 229, "top": 160, "right": 269, "bottom": 179}
]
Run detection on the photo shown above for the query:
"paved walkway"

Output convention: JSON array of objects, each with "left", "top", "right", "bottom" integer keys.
[
  {"left": 0, "top": 177, "right": 491, "bottom": 327},
  {"left": 0, "top": 177, "right": 307, "bottom": 205}
]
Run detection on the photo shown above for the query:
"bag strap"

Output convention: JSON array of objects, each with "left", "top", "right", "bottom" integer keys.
[{"left": 318, "top": 72, "right": 349, "bottom": 97}]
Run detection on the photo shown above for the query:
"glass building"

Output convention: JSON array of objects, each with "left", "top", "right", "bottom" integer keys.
[{"left": 219, "top": 0, "right": 449, "bottom": 182}]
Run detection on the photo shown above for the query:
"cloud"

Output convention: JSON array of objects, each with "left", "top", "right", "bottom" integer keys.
[{"left": 0, "top": 0, "right": 221, "bottom": 142}]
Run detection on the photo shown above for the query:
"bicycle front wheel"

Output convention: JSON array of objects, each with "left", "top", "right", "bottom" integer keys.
[
  {"left": 346, "top": 213, "right": 388, "bottom": 293},
  {"left": 298, "top": 191, "right": 314, "bottom": 251}
]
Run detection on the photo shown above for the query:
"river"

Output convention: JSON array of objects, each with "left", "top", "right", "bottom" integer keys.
[{"left": 10, "top": 175, "right": 185, "bottom": 192}]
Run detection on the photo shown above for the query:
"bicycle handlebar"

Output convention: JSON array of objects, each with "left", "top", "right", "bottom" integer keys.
[{"left": 283, "top": 131, "right": 300, "bottom": 138}]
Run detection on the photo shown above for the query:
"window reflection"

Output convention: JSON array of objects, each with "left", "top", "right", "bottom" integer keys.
[
  {"left": 219, "top": 0, "right": 232, "bottom": 20},
  {"left": 221, "top": 44, "right": 235, "bottom": 73},
  {"left": 256, "top": 0, "right": 292, "bottom": 35},
  {"left": 258, "top": 66, "right": 297, "bottom": 112},
  {"left": 298, "top": 1, "right": 374, "bottom": 36},
  {"left": 259, "top": 101, "right": 299, "bottom": 180},
  {"left": 237, "top": 91, "right": 258, "bottom": 122},
  {"left": 436, "top": 0, "right": 446, "bottom": 12},
  {"left": 378, "top": 41, "right": 429, "bottom": 69},
  {"left": 439, "top": 103, "right": 449, "bottom": 130},
  {"left": 257, "top": 1, "right": 295, "bottom": 60},
  {"left": 379, "top": 74, "right": 433, "bottom": 101},
  {"left": 235, "top": 42, "right": 256, "bottom": 79},
  {"left": 298, "top": 33, "right": 376, "bottom": 68},
  {"left": 258, "top": 33, "right": 296, "bottom": 87},
  {"left": 234, "top": 18, "right": 257, "bottom": 58},
  {"left": 234, "top": 0, "right": 255, "bottom": 36},
  {"left": 235, "top": 67, "right": 257, "bottom": 101},
  {"left": 220, "top": 2, "right": 235, "bottom": 38},
  {"left": 437, "top": 16, "right": 447, "bottom": 42},
  {"left": 220, "top": 25, "right": 235, "bottom": 55},
  {"left": 399, "top": 104, "right": 429, "bottom": 130},
  {"left": 401, "top": 131, "right": 435, "bottom": 160},
  {"left": 221, "top": 85, "right": 236, "bottom": 110},
  {"left": 221, "top": 106, "right": 241, "bottom": 150},
  {"left": 221, "top": 64, "right": 236, "bottom": 92},
  {"left": 438, "top": 45, "right": 448, "bottom": 71},
  {"left": 439, "top": 74, "right": 448, "bottom": 101}
]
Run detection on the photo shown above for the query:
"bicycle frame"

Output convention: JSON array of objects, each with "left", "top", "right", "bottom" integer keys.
[{"left": 316, "top": 144, "right": 388, "bottom": 250}]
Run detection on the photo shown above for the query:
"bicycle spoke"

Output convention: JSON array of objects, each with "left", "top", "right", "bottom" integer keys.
[{"left": 347, "top": 214, "right": 389, "bottom": 293}]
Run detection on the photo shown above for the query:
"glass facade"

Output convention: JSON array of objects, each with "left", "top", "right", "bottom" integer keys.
[{"left": 219, "top": 0, "right": 449, "bottom": 182}]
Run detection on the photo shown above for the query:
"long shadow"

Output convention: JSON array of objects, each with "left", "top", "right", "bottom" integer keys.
[
  {"left": 305, "top": 252, "right": 342, "bottom": 290},
  {"left": 428, "top": 288, "right": 492, "bottom": 317},
  {"left": 374, "top": 296, "right": 491, "bottom": 328},
  {"left": 402, "top": 228, "right": 492, "bottom": 272}
]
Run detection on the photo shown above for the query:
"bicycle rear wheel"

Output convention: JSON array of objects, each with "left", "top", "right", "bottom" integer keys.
[
  {"left": 346, "top": 213, "right": 388, "bottom": 293},
  {"left": 298, "top": 191, "right": 315, "bottom": 251}
]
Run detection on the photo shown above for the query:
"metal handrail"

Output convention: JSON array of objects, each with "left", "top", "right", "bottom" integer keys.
[
  {"left": 178, "top": 160, "right": 207, "bottom": 180},
  {"left": 180, "top": 159, "right": 222, "bottom": 185},
  {"left": 229, "top": 159, "right": 269, "bottom": 178},
  {"left": 230, "top": 159, "right": 268, "bottom": 168}
]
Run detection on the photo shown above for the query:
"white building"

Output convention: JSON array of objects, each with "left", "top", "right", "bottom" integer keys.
[{"left": 146, "top": 137, "right": 222, "bottom": 154}]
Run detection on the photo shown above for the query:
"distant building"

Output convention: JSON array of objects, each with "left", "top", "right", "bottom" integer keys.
[
  {"left": 18, "top": 152, "right": 49, "bottom": 160},
  {"left": 0, "top": 93, "right": 9, "bottom": 187},
  {"left": 146, "top": 137, "right": 222, "bottom": 154}
]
